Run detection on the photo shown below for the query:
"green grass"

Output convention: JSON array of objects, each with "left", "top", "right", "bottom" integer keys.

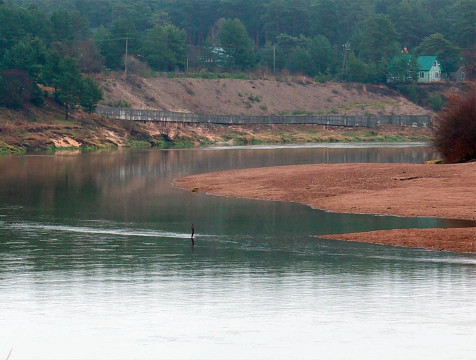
[
  {"left": 128, "top": 140, "right": 152, "bottom": 148},
  {"left": 199, "top": 139, "right": 215, "bottom": 146},
  {"left": 292, "top": 110, "right": 313, "bottom": 115},
  {"left": 247, "top": 94, "right": 261, "bottom": 103},
  {"left": 0, "top": 141, "right": 25, "bottom": 154}
]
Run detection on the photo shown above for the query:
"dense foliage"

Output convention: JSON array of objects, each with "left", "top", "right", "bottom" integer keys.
[
  {"left": 1, "top": 0, "right": 475, "bottom": 111},
  {"left": 432, "top": 88, "right": 476, "bottom": 163},
  {"left": 0, "top": 1, "right": 103, "bottom": 114}
]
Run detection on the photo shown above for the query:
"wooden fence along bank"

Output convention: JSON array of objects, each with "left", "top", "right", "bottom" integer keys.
[{"left": 96, "top": 106, "right": 430, "bottom": 128}]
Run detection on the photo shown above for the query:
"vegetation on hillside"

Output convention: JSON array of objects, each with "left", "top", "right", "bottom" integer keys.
[
  {"left": 2, "top": 0, "right": 474, "bottom": 81},
  {"left": 0, "top": 0, "right": 474, "bottom": 155},
  {"left": 0, "top": 2, "right": 103, "bottom": 116}
]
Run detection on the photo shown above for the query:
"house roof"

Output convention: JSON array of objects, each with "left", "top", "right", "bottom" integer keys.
[{"left": 417, "top": 56, "right": 438, "bottom": 71}]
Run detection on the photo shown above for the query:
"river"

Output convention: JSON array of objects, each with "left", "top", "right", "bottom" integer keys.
[{"left": 0, "top": 143, "right": 475, "bottom": 359}]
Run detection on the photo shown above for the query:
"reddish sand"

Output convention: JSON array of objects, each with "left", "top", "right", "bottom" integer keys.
[
  {"left": 175, "top": 162, "right": 476, "bottom": 253},
  {"left": 322, "top": 228, "right": 476, "bottom": 253}
]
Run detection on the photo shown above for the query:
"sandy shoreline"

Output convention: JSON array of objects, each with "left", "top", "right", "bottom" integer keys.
[
  {"left": 175, "top": 162, "right": 476, "bottom": 253},
  {"left": 322, "top": 228, "right": 476, "bottom": 253}
]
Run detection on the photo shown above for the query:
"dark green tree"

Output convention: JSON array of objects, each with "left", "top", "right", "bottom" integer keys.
[
  {"left": 309, "top": 0, "right": 343, "bottom": 44},
  {"left": 1, "top": 39, "right": 48, "bottom": 80},
  {"left": 415, "top": 33, "right": 461, "bottom": 73},
  {"left": 309, "top": 35, "right": 336, "bottom": 75},
  {"left": 388, "top": 0, "right": 433, "bottom": 48},
  {"left": 274, "top": 33, "right": 308, "bottom": 55},
  {"left": 79, "top": 76, "right": 103, "bottom": 113},
  {"left": 345, "top": 53, "right": 367, "bottom": 82},
  {"left": 258, "top": 41, "right": 285, "bottom": 72},
  {"left": 141, "top": 24, "right": 187, "bottom": 71},
  {"left": 367, "top": 57, "right": 392, "bottom": 83},
  {"left": 96, "top": 18, "right": 138, "bottom": 70},
  {"left": 55, "top": 57, "right": 82, "bottom": 119},
  {"left": 272, "top": 33, "right": 313, "bottom": 73},
  {"left": 50, "top": 9, "right": 88, "bottom": 42},
  {"left": 41, "top": 49, "right": 62, "bottom": 90},
  {"left": 451, "top": 0, "right": 476, "bottom": 48},
  {"left": 358, "top": 15, "right": 400, "bottom": 64},
  {"left": 261, "top": 0, "right": 291, "bottom": 41},
  {"left": 286, "top": 46, "right": 312, "bottom": 75},
  {"left": 75, "top": 0, "right": 112, "bottom": 28},
  {"left": 218, "top": 18, "right": 255, "bottom": 69},
  {"left": 387, "top": 55, "right": 418, "bottom": 82}
]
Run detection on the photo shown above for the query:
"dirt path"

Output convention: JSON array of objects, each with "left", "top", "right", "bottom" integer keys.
[{"left": 175, "top": 162, "right": 476, "bottom": 253}]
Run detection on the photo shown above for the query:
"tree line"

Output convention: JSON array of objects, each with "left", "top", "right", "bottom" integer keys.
[
  {"left": 1, "top": 0, "right": 475, "bottom": 112},
  {"left": 0, "top": 1, "right": 102, "bottom": 115}
]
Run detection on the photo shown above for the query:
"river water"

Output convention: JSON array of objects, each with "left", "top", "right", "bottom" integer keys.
[{"left": 0, "top": 143, "right": 475, "bottom": 359}]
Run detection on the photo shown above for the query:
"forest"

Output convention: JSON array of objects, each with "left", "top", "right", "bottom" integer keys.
[{"left": 0, "top": 0, "right": 474, "bottom": 110}]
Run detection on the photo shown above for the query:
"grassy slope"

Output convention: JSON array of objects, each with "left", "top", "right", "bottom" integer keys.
[{"left": 99, "top": 75, "right": 432, "bottom": 116}]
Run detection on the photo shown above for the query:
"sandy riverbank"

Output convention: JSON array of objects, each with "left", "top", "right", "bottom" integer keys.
[{"left": 175, "top": 162, "right": 476, "bottom": 253}]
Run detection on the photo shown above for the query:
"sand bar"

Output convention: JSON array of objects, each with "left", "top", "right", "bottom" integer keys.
[{"left": 175, "top": 162, "right": 476, "bottom": 253}]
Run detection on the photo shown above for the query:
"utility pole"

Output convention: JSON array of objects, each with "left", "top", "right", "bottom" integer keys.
[
  {"left": 342, "top": 42, "right": 351, "bottom": 78},
  {"left": 273, "top": 45, "right": 276, "bottom": 74},
  {"left": 124, "top": 36, "right": 129, "bottom": 79}
]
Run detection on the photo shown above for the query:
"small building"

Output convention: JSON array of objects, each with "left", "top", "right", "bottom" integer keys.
[
  {"left": 417, "top": 56, "right": 442, "bottom": 82},
  {"left": 452, "top": 66, "right": 466, "bottom": 81}
]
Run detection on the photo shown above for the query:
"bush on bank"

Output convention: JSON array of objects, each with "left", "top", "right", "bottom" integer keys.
[{"left": 432, "top": 87, "right": 476, "bottom": 163}]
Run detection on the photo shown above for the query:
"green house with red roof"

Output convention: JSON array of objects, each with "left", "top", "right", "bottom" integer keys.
[{"left": 417, "top": 56, "right": 442, "bottom": 82}]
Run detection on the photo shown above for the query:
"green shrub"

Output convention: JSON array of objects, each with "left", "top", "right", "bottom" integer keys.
[
  {"left": 428, "top": 93, "right": 443, "bottom": 111},
  {"left": 314, "top": 73, "right": 333, "bottom": 83},
  {"left": 247, "top": 94, "right": 261, "bottom": 102},
  {"left": 396, "top": 85, "right": 418, "bottom": 102},
  {"left": 114, "top": 100, "right": 131, "bottom": 108}
]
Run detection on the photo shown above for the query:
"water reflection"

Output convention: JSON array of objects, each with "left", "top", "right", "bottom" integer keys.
[
  {"left": 1, "top": 144, "right": 475, "bottom": 359},
  {"left": 0, "top": 143, "right": 437, "bottom": 217}
]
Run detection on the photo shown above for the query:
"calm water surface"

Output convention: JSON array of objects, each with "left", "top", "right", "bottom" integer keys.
[{"left": 0, "top": 143, "right": 475, "bottom": 359}]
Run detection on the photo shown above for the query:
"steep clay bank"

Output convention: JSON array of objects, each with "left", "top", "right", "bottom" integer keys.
[
  {"left": 0, "top": 102, "right": 431, "bottom": 153},
  {"left": 175, "top": 163, "right": 476, "bottom": 253}
]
